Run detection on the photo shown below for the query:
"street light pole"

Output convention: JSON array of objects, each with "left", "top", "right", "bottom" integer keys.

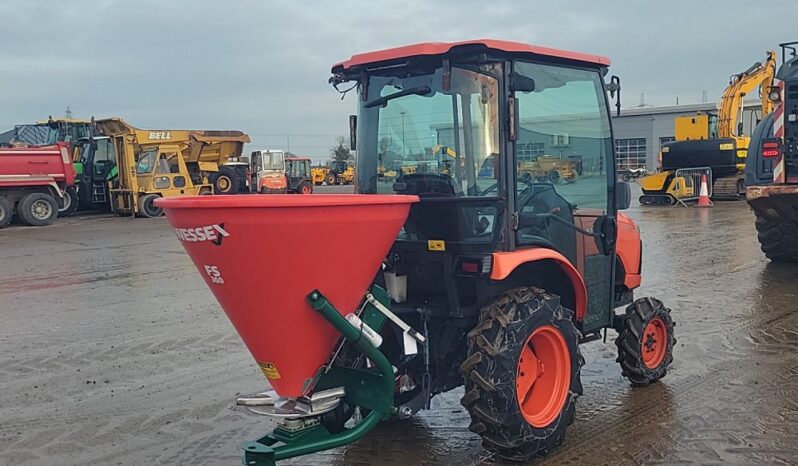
[{"left": 400, "top": 112, "right": 406, "bottom": 157}]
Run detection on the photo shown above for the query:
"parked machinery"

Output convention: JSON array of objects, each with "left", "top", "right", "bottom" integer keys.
[
  {"left": 158, "top": 39, "right": 675, "bottom": 466},
  {"left": 746, "top": 41, "right": 798, "bottom": 262},
  {"left": 95, "top": 118, "right": 250, "bottom": 217},
  {"left": 285, "top": 157, "right": 314, "bottom": 194},
  {"left": 250, "top": 149, "right": 288, "bottom": 193},
  {"left": 324, "top": 160, "right": 355, "bottom": 185},
  {"left": 518, "top": 155, "right": 579, "bottom": 184},
  {"left": 311, "top": 166, "right": 329, "bottom": 185},
  {"left": 640, "top": 50, "right": 777, "bottom": 203},
  {"left": 1, "top": 117, "right": 97, "bottom": 216},
  {"left": 0, "top": 142, "right": 75, "bottom": 228}
]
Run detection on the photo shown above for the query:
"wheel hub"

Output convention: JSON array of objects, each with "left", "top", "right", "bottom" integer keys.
[
  {"left": 32, "top": 200, "right": 51, "bottom": 219},
  {"left": 641, "top": 317, "right": 668, "bottom": 369},
  {"left": 516, "top": 325, "right": 570, "bottom": 428}
]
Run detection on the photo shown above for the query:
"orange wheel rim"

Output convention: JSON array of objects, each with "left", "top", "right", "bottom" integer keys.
[
  {"left": 301, "top": 185, "right": 312, "bottom": 194},
  {"left": 642, "top": 317, "right": 668, "bottom": 369},
  {"left": 516, "top": 325, "right": 571, "bottom": 428}
]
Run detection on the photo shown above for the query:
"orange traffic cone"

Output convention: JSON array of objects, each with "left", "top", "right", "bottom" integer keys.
[{"left": 697, "top": 174, "right": 712, "bottom": 207}]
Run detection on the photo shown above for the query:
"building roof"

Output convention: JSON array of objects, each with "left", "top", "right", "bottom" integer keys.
[
  {"left": 614, "top": 100, "right": 763, "bottom": 118},
  {"left": 333, "top": 39, "right": 610, "bottom": 72}
]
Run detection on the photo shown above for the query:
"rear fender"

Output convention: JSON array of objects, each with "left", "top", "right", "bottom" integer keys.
[{"left": 491, "top": 249, "right": 587, "bottom": 322}]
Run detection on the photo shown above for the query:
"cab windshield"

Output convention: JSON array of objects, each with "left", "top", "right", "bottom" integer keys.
[
  {"left": 357, "top": 66, "right": 500, "bottom": 196},
  {"left": 136, "top": 149, "right": 157, "bottom": 174},
  {"left": 252, "top": 151, "right": 285, "bottom": 172}
]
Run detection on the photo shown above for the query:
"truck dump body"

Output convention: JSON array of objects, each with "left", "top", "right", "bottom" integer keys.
[
  {"left": 0, "top": 142, "right": 76, "bottom": 228},
  {"left": 95, "top": 118, "right": 250, "bottom": 167},
  {"left": 0, "top": 143, "right": 75, "bottom": 187}
]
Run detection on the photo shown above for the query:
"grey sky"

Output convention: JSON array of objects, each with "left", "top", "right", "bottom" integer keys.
[{"left": 1, "top": 0, "right": 793, "bottom": 162}]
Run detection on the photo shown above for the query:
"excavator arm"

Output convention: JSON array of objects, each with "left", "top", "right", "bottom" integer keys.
[{"left": 717, "top": 51, "right": 777, "bottom": 138}]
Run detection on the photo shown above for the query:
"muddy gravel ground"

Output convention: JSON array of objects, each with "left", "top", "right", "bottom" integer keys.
[{"left": 2, "top": 191, "right": 798, "bottom": 466}]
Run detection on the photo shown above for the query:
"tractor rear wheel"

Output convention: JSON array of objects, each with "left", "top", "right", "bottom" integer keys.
[
  {"left": 615, "top": 297, "right": 675, "bottom": 385},
  {"left": 298, "top": 181, "right": 313, "bottom": 194},
  {"left": 460, "top": 287, "right": 583, "bottom": 461},
  {"left": 754, "top": 213, "right": 798, "bottom": 262},
  {"left": 325, "top": 173, "right": 337, "bottom": 186},
  {"left": 58, "top": 186, "right": 79, "bottom": 217},
  {"left": 0, "top": 196, "right": 13, "bottom": 228}
]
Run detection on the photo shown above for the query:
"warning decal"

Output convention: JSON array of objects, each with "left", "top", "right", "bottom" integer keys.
[{"left": 258, "top": 362, "right": 281, "bottom": 380}]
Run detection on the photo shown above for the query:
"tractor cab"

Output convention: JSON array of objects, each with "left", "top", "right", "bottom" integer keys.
[
  {"left": 250, "top": 149, "right": 288, "bottom": 193},
  {"left": 74, "top": 135, "right": 117, "bottom": 210},
  {"left": 332, "top": 40, "right": 635, "bottom": 335},
  {"left": 285, "top": 156, "right": 314, "bottom": 194}
]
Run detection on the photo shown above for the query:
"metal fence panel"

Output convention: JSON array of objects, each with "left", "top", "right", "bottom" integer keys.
[{"left": 673, "top": 167, "right": 712, "bottom": 206}]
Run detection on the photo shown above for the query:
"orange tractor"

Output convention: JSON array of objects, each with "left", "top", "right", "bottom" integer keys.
[{"left": 158, "top": 40, "right": 675, "bottom": 465}]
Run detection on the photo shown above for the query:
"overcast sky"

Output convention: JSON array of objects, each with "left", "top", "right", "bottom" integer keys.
[{"left": 1, "top": 0, "right": 794, "bottom": 162}]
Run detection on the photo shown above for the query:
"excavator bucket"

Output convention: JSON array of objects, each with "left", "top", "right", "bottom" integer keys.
[{"left": 155, "top": 194, "right": 418, "bottom": 397}]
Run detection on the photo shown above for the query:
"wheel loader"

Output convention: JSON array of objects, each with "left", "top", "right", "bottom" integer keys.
[
  {"left": 746, "top": 41, "right": 798, "bottom": 262},
  {"left": 95, "top": 118, "right": 250, "bottom": 217},
  {"left": 157, "top": 40, "right": 675, "bottom": 465}
]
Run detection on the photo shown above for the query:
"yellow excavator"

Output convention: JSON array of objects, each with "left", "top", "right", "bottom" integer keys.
[{"left": 640, "top": 50, "right": 777, "bottom": 204}]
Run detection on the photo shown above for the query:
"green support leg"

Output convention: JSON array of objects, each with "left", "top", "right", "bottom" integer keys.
[{"left": 241, "top": 287, "right": 395, "bottom": 466}]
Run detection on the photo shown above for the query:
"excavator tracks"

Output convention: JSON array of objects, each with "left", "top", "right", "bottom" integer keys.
[{"left": 712, "top": 175, "right": 745, "bottom": 201}]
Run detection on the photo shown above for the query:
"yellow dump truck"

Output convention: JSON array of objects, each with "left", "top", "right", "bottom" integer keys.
[
  {"left": 518, "top": 156, "right": 578, "bottom": 184},
  {"left": 95, "top": 118, "right": 250, "bottom": 217}
]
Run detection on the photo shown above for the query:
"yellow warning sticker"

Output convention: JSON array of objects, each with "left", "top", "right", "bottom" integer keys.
[
  {"left": 719, "top": 143, "right": 734, "bottom": 150},
  {"left": 258, "top": 362, "right": 281, "bottom": 380},
  {"left": 427, "top": 240, "right": 446, "bottom": 251}
]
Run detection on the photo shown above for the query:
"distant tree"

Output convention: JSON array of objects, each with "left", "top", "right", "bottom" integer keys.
[{"left": 330, "top": 136, "right": 352, "bottom": 163}]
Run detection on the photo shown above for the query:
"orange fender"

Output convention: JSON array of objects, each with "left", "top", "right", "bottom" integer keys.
[{"left": 491, "top": 249, "right": 587, "bottom": 322}]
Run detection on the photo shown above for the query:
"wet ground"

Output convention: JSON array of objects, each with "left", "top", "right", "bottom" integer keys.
[{"left": 1, "top": 187, "right": 798, "bottom": 466}]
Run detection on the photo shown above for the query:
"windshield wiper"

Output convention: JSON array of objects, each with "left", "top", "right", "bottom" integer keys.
[{"left": 364, "top": 86, "right": 432, "bottom": 108}]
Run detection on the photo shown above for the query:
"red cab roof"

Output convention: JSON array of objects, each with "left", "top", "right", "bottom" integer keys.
[{"left": 333, "top": 39, "right": 610, "bottom": 72}]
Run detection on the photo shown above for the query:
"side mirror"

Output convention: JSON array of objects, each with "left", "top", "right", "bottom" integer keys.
[
  {"left": 616, "top": 181, "right": 631, "bottom": 210},
  {"left": 593, "top": 215, "right": 617, "bottom": 256},
  {"left": 607, "top": 75, "right": 621, "bottom": 116},
  {"left": 509, "top": 72, "right": 536, "bottom": 92},
  {"left": 349, "top": 115, "right": 357, "bottom": 151}
]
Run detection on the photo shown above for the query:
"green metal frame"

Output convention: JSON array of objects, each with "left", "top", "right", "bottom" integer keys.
[{"left": 241, "top": 286, "right": 395, "bottom": 466}]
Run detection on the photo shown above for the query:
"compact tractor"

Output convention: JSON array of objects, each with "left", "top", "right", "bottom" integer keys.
[
  {"left": 746, "top": 41, "right": 798, "bottom": 262},
  {"left": 158, "top": 40, "right": 675, "bottom": 465}
]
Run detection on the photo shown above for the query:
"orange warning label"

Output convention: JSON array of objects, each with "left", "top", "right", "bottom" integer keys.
[
  {"left": 427, "top": 240, "right": 445, "bottom": 251},
  {"left": 258, "top": 362, "right": 281, "bottom": 380}
]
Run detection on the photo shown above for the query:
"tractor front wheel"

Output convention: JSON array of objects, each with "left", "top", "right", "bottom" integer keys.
[
  {"left": 460, "top": 287, "right": 583, "bottom": 461},
  {"left": 615, "top": 297, "right": 675, "bottom": 385}
]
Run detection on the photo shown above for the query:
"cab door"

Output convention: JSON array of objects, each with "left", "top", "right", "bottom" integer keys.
[
  {"left": 511, "top": 60, "right": 617, "bottom": 333},
  {"left": 150, "top": 144, "right": 190, "bottom": 196}
]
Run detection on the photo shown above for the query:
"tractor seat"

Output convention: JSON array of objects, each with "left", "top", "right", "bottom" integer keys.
[{"left": 393, "top": 173, "right": 457, "bottom": 197}]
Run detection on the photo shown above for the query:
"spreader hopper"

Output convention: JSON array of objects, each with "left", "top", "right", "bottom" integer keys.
[{"left": 156, "top": 194, "right": 417, "bottom": 397}]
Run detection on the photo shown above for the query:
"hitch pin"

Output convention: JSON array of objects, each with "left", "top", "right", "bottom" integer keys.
[{"left": 364, "top": 293, "right": 426, "bottom": 343}]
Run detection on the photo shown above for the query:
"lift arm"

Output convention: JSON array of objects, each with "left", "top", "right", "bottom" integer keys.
[{"left": 717, "top": 50, "right": 777, "bottom": 138}]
